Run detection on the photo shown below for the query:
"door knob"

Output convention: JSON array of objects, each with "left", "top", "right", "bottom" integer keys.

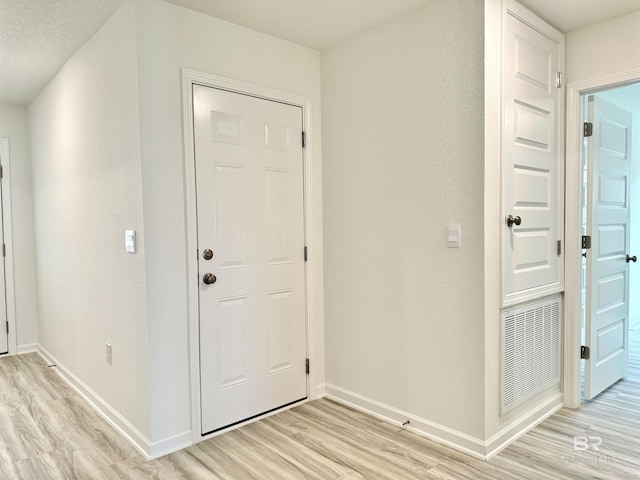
[
  {"left": 626, "top": 255, "right": 637, "bottom": 263},
  {"left": 203, "top": 273, "right": 217, "bottom": 284},
  {"left": 506, "top": 215, "right": 522, "bottom": 227}
]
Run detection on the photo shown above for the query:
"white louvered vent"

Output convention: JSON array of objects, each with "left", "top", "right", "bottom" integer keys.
[{"left": 502, "top": 296, "right": 561, "bottom": 414}]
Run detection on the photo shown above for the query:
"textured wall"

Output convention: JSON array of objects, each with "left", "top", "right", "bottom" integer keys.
[
  {"left": 322, "top": 0, "right": 485, "bottom": 438},
  {"left": 133, "top": 0, "right": 324, "bottom": 443},
  {"left": 28, "top": 0, "right": 150, "bottom": 437},
  {"left": 0, "top": 104, "right": 38, "bottom": 351}
]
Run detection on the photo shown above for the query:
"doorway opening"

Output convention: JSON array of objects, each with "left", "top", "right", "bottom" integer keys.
[
  {"left": 564, "top": 69, "right": 640, "bottom": 409},
  {"left": 577, "top": 82, "right": 640, "bottom": 401}
]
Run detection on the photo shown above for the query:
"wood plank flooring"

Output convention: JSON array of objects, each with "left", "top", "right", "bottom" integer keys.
[{"left": 1, "top": 330, "right": 639, "bottom": 479}]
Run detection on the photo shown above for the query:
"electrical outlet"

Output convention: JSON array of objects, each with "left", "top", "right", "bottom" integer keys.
[{"left": 106, "top": 343, "right": 112, "bottom": 365}]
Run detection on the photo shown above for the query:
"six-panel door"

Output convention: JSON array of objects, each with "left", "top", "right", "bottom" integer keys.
[{"left": 193, "top": 85, "right": 307, "bottom": 435}]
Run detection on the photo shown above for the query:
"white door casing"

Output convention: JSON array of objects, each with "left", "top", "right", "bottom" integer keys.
[
  {"left": 501, "top": 9, "right": 564, "bottom": 307},
  {"left": 193, "top": 84, "right": 307, "bottom": 434},
  {"left": 584, "top": 95, "right": 632, "bottom": 400},
  {"left": 0, "top": 161, "right": 6, "bottom": 354}
]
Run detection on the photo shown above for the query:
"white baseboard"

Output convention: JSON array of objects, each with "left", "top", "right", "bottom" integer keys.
[
  {"left": 17, "top": 343, "right": 37, "bottom": 354},
  {"left": 484, "top": 392, "right": 563, "bottom": 459},
  {"left": 325, "top": 384, "right": 563, "bottom": 460},
  {"left": 325, "top": 384, "right": 487, "bottom": 459},
  {"left": 36, "top": 345, "right": 191, "bottom": 460},
  {"left": 149, "top": 430, "right": 193, "bottom": 460}
]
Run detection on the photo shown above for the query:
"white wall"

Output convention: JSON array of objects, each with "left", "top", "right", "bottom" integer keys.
[
  {"left": 322, "top": 0, "right": 485, "bottom": 440},
  {"left": 0, "top": 104, "right": 38, "bottom": 351},
  {"left": 132, "top": 0, "right": 324, "bottom": 446},
  {"left": 28, "top": 0, "right": 150, "bottom": 439},
  {"left": 565, "top": 11, "right": 640, "bottom": 85}
]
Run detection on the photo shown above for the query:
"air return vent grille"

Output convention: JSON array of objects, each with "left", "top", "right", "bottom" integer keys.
[{"left": 502, "top": 295, "right": 561, "bottom": 414}]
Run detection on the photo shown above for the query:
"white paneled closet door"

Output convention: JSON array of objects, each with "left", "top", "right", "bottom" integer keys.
[{"left": 501, "top": 4, "right": 565, "bottom": 307}]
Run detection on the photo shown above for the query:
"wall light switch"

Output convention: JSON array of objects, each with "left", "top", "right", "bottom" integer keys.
[
  {"left": 125, "top": 229, "right": 136, "bottom": 253},
  {"left": 446, "top": 223, "right": 461, "bottom": 248}
]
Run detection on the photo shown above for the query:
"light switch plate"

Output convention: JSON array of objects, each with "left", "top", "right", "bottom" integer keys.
[
  {"left": 446, "top": 223, "right": 460, "bottom": 248},
  {"left": 125, "top": 229, "right": 136, "bottom": 253}
]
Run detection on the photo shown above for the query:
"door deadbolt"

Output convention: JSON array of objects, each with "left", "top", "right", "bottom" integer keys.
[
  {"left": 202, "top": 249, "right": 214, "bottom": 260},
  {"left": 203, "top": 273, "right": 217, "bottom": 285},
  {"left": 506, "top": 215, "right": 522, "bottom": 227}
]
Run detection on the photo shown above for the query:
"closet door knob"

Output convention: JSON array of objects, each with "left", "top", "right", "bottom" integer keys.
[
  {"left": 626, "top": 255, "right": 637, "bottom": 263},
  {"left": 506, "top": 215, "right": 521, "bottom": 227}
]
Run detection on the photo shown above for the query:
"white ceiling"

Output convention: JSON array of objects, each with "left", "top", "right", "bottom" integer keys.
[{"left": 1, "top": 0, "right": 640, "bottom": 106}]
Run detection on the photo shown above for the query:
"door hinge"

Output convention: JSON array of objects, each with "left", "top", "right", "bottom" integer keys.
[
  {"left": 584, "top": 122, "right": 593, "bottom": 137},
  {"left": 0, "top": 165, "right": 3, "bottom": 179},
  {"left": 305, "top": 358, "right": 310, "bottom": 375},
  {"left": 2, "top": 244, "right": 5, "bottom": 257},
  {"left": 556, "top": 71, "right": 563, "bottom": 88},
  {"left": 582, "top": 235, "right": 591, "bottom": 249},
  {"left": 5, "top": 321, "right": 8, "bottom": 334},
  {"left": 581, "top": 345, "right": 590, "bottom": 360},
  {"left": 557, "top": 240, "right": 562, "bottom": 256},
  {"left": 304, "top": 246, "right": 308, "bottom": 262},
  {"left": 302, "top": 131, "right": 306, "bottom": 148}
]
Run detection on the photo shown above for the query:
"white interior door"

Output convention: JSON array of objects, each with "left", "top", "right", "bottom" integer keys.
[
  {"left": 584, "top": 95, "right": 633, "bottom": 400},
  {"left": 193, "top": 85, "right": 307, "bottom": 434},
  {"left": 0, "top": 143, "right": 7, "bottom": 355},
  {"left": 501, "top": 11, "right": 563, "bottom": 306}
]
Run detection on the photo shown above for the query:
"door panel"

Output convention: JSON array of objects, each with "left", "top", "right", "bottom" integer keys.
[
  {"left": 585, "top": 95, "right": 631, "bottom": 400},
  {"left": 193, "top": 85, "right": 307, "bottom": 434},
  {"left": 502, "top": 13, "right": 563, "bottom": 305}
]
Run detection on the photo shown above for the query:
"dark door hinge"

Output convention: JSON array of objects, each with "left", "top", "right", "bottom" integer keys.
[
  {"left": 581, "top": 345, "right": 590, "bottom": 360},
  {"left": 584, "top": 122, "right": 593, "bottom": 137},
  {"left": 304, "top": 246, "right": 308, "bottom": 262},
  {"left": 557, "top": 240, "right": 562, "bottom": 256},
  {"left": 302, "top": 131, "right": 306, "bottom": 148},
  {"left": 305, "top": 358, "right": 310, "bottom": 375},
  {"left": 582, "top": 235, "right": 591, "bottom": 249},
  {"left": 5, "top": 321, "right": 8, "bottom": 334}
]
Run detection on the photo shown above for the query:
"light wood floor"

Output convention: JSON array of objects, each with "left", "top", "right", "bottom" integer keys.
[{"left": 1, "top": 331, "right": 638, "bottom": 479}]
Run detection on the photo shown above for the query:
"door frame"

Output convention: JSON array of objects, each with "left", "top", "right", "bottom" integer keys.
[
  {"left": 0, "top": 138, "right": 16, "bottom": 355},
  {"left": 564, "top": 68, "right": 640, "bottom": 408},
  {"left": 181, "top": 70, "right": 318, "bottom": 443}
]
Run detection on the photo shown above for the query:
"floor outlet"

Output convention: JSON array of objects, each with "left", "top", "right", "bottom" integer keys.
[{"left": 106, "top": 343, "right": 112, "bottom": 365}]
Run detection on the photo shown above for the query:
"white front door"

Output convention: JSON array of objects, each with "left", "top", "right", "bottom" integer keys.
[
  {"left": 193, "top": 85, "right": 307, "bottom": 434},
  {"left": 501, "top": 11, "right": 563, "bottom": 306},
  {"left": 0, "top": 142, "right": 7, "bottom": 355},
  {"left": 584, "top": 95, "right": 633, "bottom": 400}
]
